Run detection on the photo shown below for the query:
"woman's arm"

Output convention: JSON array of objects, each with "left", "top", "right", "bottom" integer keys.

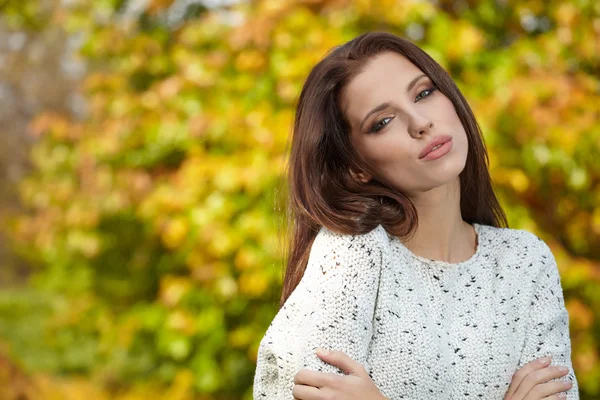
[
  {"left": 253, "top": 225, "right": 390, "bottom": 399},
  {"left": 517, "top": 238, "right": 579, "bottom": 399}
]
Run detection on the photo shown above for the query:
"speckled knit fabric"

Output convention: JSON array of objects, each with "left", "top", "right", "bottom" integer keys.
[{"left": 253, "top": 223, "right": 580, "bottom": 399}]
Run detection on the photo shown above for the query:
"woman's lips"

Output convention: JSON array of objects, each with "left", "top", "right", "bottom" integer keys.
[
  {"left": 419, "top": 135, "right": 453, "bottom": 159},
  {"left": 421, "top": 139, "right": 453, "bottom": 161}
]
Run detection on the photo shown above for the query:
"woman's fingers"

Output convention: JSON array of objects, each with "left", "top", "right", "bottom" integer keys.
[
  {"left": 505, "top": 357, "right": 552, "bottom": 399},
  {"left": 292, "top": 348, "right": 366, "bottom": 396},
  {"left": 540, "top": 394, "right": 569, "bottom": 400},
  {"left": 292, "top": 383, "right": 320, "bottom": 400},
  {"left": 523, "top": 379, "right": 573, "bottom": 399},
  {"left": 517, "top": 366, "right": 570, "bottom": 399},
  {"left": 315, "top": 348, "right": 366, "bottom": 376},
  {"left": 294, "top": 368, "right": 337, "bottom": 387},
  {"left": 509, "top": 362, "right": 571, "bottom": 399},
  {"left": 294, "top": 351, "right": 387, "bottom": 400}
]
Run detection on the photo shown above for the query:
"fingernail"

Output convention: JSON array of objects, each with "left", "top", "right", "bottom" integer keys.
[
  {"left": 558, "top": 366, "right": 569, "bottom": 373},
  {"left": 557, "top": 393, "right": 566, "bottom": 399},
  {"left": 316, "top": 348, "right": 329, "bottom": 356},
  {"left": 538, "top": 356, "right": 551, "bottom": 365}
]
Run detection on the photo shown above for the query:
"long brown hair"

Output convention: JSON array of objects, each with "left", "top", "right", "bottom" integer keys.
[{"left": 277, "top": 31, "right": 508, "bottom": 308}]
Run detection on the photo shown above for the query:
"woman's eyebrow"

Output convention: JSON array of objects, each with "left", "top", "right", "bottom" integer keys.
[
  {"left": 359, "top": 102, "right": 390, "bottom": 131},
  {"left": 358, "top": 73, "right": 428, "bottom": 131}
]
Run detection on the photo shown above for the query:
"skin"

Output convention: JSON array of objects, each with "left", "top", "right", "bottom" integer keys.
[
  {"left": 292, "top": 351, "right": 572, "bottom": 399},
  {"left": 342, "top": 51, "right": 475, "bottom": 263},
  {"left": 292, "top": 52, "right": 573, "bottom": 399}
]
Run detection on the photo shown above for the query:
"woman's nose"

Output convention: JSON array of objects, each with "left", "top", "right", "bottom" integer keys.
[{"left": 409, "top": 119, "right": 434, "bottom": 138}]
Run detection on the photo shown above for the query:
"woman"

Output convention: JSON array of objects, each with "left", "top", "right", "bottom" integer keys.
[{"left": 253, "top": 32, "right": 579, "bottom": 399}]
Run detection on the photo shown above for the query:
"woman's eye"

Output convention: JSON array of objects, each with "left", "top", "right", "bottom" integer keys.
[
  {"left": 415, "top": 86, "right": 436, "bottom": 102},
  {"left": 370, "top": 117, "right": 394, "bottom": 133}
]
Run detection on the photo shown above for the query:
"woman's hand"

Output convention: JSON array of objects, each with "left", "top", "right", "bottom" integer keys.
[
  {"left": 292, "top": 348, "right": 388, "bottom": 400},
  {"left": 504, "top": 356, "right": 573, "bottom": 400}
]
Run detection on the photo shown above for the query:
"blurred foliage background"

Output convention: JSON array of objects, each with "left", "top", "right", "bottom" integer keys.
[{"left": 0, "top": 0, "right": 598, "bottom": 399}]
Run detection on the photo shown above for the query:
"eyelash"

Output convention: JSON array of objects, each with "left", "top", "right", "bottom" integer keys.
[{"left": 369, "top": 86, "right": 437, "bottom": 133}]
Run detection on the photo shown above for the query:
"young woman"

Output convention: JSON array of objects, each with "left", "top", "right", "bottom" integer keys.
[{"left": 253, "top": 32, "right": 579, "bottom": 399}]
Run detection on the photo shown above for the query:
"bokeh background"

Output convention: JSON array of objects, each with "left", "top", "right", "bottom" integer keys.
[{"left": 0, "top": 0, "right": 598, "bottom": 399}]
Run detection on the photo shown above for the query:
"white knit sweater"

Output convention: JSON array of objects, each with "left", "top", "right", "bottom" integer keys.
[{"left": 253, "top": 223, "right": 579, "bottom": 399}]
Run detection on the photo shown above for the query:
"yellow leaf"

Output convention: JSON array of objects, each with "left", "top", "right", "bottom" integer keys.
[
  {"left": 159, "top": 276, "right": 192, "bottom": 307},
  {"left": 161, "top": 217, "right": 189, "bottom": 249},
  {"left": 239, "top": 271, "right": 269, "bottom": 298}
]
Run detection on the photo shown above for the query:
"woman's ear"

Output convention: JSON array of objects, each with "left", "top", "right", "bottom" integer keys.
[{"left": 349, "top": 168, "right": 372, "bottom": 184}]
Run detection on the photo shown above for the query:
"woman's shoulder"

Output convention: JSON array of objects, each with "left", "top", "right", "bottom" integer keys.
[
  {"left": 316, "top": 223, "right": 390, "bottom": 244},
  {"left": 317, "top": 224, "right": 389, "bottom": 244},
  {"left": 477, "top": 223, "right": 554, "bottom": 259},
  {"left": 260, "top": 224, "right": 391, "bottom": 350},
  {"left": 311, "top": 223, "right": 392, "bottom": 263}
]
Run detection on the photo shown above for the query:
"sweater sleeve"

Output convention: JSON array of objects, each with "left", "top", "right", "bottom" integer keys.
[
  {"left": 253, "top": 224, "right": 390, "bottom": 399},
  {"left": 517, "top": 238, "right": 579, "bottom": 399}
]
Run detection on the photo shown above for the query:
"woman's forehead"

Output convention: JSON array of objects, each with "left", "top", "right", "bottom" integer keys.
[
  {"left": 345, "top": 53, "right": 422, "bottom": 98},
  {"left": 341, "top": 53, "right": 425, "bottom": 122}
]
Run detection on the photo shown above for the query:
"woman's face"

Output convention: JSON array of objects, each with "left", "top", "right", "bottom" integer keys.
[{"left": 340, "top": 51, "right": 468, "bottom": 198}]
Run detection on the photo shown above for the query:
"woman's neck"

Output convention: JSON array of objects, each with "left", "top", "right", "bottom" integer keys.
[
  {"left": 401, "top": 180, "right": 477, "bottom": 263},
  {"left": 403, "top": 218, "right": 477, "bottom": 264}
]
